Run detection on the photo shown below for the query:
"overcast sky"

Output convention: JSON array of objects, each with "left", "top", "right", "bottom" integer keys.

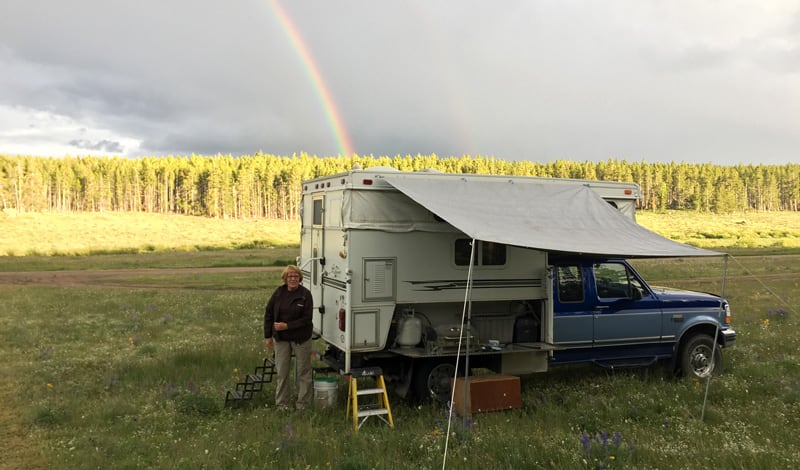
[{"left": 1, "top": 1, "right": 798, "bottom": 165}]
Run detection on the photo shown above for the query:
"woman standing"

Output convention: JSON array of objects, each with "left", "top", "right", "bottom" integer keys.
[{"left": 264, "top": 265, "right": 314, "bottom": 410}]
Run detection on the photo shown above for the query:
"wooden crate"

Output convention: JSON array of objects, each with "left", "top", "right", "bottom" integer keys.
[{"left": 451, "top": 374, "right": 521, "bottom": 417}]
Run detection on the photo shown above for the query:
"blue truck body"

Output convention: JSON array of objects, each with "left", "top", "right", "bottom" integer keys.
[{"left": 550, "top": 256, "right": 735, "bottom": 375}]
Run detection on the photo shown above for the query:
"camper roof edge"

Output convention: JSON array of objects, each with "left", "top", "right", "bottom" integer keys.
[{"left": 301, "top": 168, "right": 641, "bottom": 200}]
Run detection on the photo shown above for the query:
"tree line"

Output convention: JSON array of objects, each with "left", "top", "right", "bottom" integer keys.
[{"left": 1, "top": 153, "right": 798, "bottom": 218}]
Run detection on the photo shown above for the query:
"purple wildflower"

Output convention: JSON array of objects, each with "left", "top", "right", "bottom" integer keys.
[
  {"left": 162, "top": 380, "right": 176, "bottom": 398},
  {"left": 580, "top": 432, "right": 591, "bottom": 454},
  {"left": 187, "top": 378, "right": 200, "bottom": 394}
]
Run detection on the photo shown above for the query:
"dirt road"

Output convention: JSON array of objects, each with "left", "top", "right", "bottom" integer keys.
[{"left": 0, "top": 266, "right": 281, "bottom": 287}]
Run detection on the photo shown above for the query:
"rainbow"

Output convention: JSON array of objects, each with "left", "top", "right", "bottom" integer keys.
[{"left": 268, "top": 0, "right": 355, "bottom": 157}]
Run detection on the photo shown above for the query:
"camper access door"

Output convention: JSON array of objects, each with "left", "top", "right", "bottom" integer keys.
[{"left": 310, "top": 195, "right": 324, "bottom": 327}]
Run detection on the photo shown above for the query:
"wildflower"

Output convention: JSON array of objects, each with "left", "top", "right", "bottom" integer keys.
[
  {"left": 187, "top": 378, "right": 200, "bottom": 394},
  {"left": 162, "top": 381, "right": 176, "bottom": 398},
  {"left": 47, "top": 383, "right": 54, "bottom": 389},
  {"left": 610, "top": 455, "right": 616, "bottom": 461},
  {"left": 580, "top": 432, "right": 591, "bottom": 454}
]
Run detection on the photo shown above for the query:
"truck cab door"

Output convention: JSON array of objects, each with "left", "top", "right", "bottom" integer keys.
[
  {"left": 591, "top": 261, "right": 661, "bottom": 345},
  {"left": 552, "top": 264, "right": 594, "bottom": 348}
]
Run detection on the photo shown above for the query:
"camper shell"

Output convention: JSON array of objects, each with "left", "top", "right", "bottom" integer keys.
[{"left": 299, "top": 167, "right": 733, "bottom": 400}]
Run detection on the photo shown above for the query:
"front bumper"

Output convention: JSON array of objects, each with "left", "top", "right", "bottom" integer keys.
[{"left": 721, "top": 328, "right": 736, "bottom": 347}]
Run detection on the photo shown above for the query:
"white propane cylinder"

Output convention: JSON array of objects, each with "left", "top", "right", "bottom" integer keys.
[{"left": 396, "top": 312, "right": 422, "bottom": 348}]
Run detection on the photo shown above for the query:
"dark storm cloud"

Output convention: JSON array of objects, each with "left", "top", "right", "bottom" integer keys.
[
  {"left": 69, "top": 139, "right": 125, "bottom": 153},
  {"left": 0, "top": 0, "right": 799, "bottom": 164}
]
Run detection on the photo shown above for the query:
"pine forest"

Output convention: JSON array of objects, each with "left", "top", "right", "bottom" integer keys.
[{"left": 1, "top": 153, "right": 798, "bottom": 219}]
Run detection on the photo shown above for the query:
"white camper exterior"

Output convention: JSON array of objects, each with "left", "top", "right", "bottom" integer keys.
[{"left": 299, "top": 168, "right": 642, "bottom": 399}]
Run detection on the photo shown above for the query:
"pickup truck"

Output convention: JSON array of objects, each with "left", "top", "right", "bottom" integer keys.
[{"left": 550, "top": 256, "right": 736, "bottom": 379}]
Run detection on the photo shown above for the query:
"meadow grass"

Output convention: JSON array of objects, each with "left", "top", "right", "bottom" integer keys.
[
  {"left": 2, "top": 210, "right": 800, "bottom": 469},
  {"left": 1, "top": 210, "right": 799, "bottom": 258},
  {"left": 636, "top": 210, "right": 800, "bottom": 251},
  {"left": 0, "top": 210, "right": 300, "bottom": 256},
  {"left": 1, "top": 253, "right": 799, "bottom": 469}
]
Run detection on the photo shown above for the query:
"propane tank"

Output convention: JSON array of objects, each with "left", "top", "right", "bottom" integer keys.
[{"left": 396, "top": 311, "right": 422, "bottom": 348}]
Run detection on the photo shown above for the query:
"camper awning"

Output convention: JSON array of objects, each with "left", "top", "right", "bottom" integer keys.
[{"left": 382, "top": 174, "right": 720, "bottom": 258}]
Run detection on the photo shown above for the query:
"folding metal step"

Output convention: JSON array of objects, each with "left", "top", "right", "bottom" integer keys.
[{"left": 224, "top": 357, "right": 277, "bottom": 408}]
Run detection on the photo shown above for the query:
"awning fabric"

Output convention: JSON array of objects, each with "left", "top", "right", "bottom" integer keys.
[{"left": 381, "top": 174, "right": 720, "bottom": 258}]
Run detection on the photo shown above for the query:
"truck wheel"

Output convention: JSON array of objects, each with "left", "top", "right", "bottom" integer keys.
[
  {"left": 680, "top": 334, "right": 722, "bottom": 380},
  {"left": 413, "top": 360, "right": 457, "bottom": 403}
]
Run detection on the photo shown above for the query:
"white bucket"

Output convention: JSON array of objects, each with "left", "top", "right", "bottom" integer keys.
[{"left": 313, "top": 377, "right": 338, "bottom": 408}]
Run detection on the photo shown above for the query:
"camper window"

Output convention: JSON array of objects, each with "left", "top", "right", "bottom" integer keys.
[
  {"left": 312, "top": 199, "right": 323, "bottom": 225},
  {"left": 454, "top": 239, "right": 507, "bottom": 266}
]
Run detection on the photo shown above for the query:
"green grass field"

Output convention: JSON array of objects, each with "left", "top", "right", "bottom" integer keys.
[
  {"left": 636, "top": 210, "right": 800, "bottom": 251},
  {"left": 2, "top": 209, "right": 799, "bottom": 257},
  {"left": 1, "top": 211, "right": 799, "bottom": 469},
  {"left": 0, "top": 210, "right": 301, "bottom": 256}
]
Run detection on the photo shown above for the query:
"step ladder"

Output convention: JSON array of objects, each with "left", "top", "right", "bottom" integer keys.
[
  {"left": 224, "top": 357, "right": 276, "bottom": 407},
  {"left": 346, "top": 367, "right": 394, "bottom": 432}
]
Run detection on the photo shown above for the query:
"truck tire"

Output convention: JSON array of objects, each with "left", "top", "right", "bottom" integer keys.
[
  {"left": 413, "top": 360, "right": 457, "bottom": 403},
  {"left": 680, "top": 334, "right": 722, "bottom": 380}
]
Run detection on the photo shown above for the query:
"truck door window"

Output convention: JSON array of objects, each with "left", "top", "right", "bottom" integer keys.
[
  {"left": 454, "top": 239, "right": 506, "bottom": 266},
  {"left": 557, "top": 266, "right": 584, "bottom": 303},
  {"left": 593, "top": 262, "right": 644, "bottom": 299}
]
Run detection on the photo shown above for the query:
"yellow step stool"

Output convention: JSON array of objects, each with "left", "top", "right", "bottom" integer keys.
[{"left": 346, "top": 367, "right": 394, "bottom": 432}]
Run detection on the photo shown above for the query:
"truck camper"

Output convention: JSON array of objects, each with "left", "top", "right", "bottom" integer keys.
[{"left": 298, "top": 168, "right": 735, "bottom": 401}]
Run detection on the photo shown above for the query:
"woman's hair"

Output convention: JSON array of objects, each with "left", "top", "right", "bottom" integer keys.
[{"left": 281, "top": 265, "right": 303, "bottom": 283}]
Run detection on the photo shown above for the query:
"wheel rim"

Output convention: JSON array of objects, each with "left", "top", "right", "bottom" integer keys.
[
  {"left": 689, "top": 344, "right": 715, "bottom": 377},
  {"left": 427, "top": 363, "right": 455, "bottom": 402}
]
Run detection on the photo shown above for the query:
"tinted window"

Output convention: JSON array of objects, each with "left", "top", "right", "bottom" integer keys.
[
  {"left": 312, "top": 199, "right": 323, "bottom": 225},
  {"left": 594, "top": 262, "right": 644, "bottom": 299},
  {"left": 557, "top": 266, "right": 584, "bottom": 302},
  {"left": 455, "top": 239, "right": 507, "bottom": 266},
  {"left": 454, "top": 239, "right": 474, "bottom": 265},
  {"left": 481, "top": 242, "right": 506, "bottom": 265}
]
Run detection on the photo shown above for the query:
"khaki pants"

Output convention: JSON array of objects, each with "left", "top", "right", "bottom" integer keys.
[{"left": 273, "top": 338, "right": 313, "bottom": 409}]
